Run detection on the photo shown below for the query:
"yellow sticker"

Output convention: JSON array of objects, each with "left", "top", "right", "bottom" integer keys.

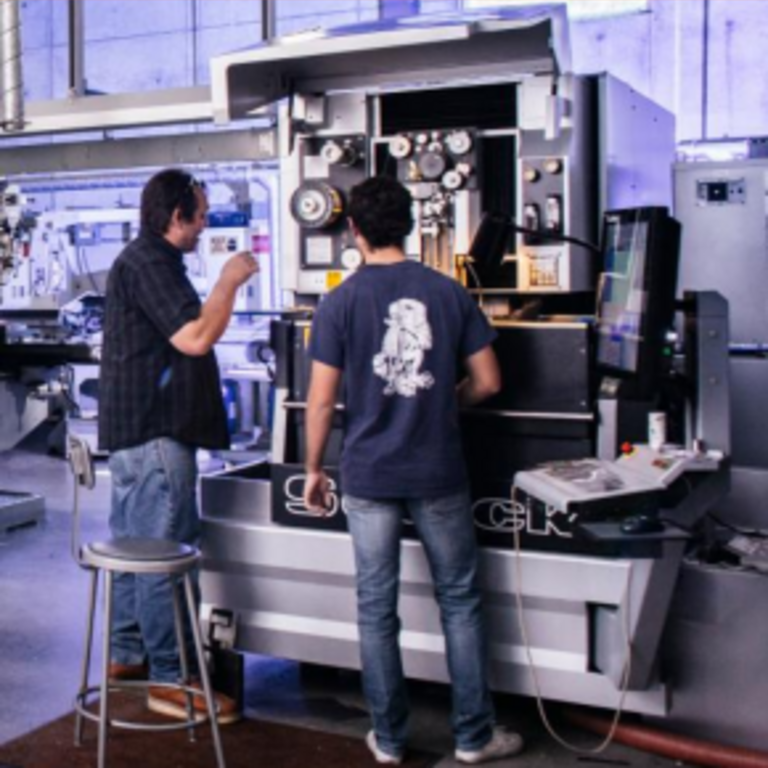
[{"left": 326, "top": 271, "right": 343, "bottom": 290}]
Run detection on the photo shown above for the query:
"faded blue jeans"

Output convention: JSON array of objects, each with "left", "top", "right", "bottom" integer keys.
[
  {"left": 108, "top": 438, "right": 200, "bottom": 683},
  {"left": 343, "top": 490, "right": 494, "bottom": 758}
]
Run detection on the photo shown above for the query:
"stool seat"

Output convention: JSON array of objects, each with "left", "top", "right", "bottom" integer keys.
[
  {"left": 81, "top": 538, "right": 200, "bottom": 574},
  {"left": 81, "top": 538, "right": 199, "bottom": 574}
]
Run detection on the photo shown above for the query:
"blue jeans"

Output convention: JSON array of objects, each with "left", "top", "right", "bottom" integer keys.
[
  {"left": 344, "top": 490, "right": 494, "bottom": 757},
  {"left": 108, "top": 438, "right": 200, "bottom": 683}
]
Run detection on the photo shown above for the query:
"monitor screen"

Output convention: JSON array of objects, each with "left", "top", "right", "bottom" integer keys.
[{"left": 595, "top": 215, "right": 651, "bottom": 374}]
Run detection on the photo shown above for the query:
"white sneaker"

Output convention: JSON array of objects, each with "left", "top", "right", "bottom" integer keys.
[
  {"left": 455, "top": 728, "right": 525, "bottom": 764},
  {"left": 365, "top": 730, "right": 403, "bottom": 765}
]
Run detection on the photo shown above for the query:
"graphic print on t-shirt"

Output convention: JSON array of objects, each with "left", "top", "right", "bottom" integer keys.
[{"left": 373, "top": 298, "right": 435, "bottom": 397}]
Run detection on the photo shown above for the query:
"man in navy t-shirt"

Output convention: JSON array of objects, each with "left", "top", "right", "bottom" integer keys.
[{"left": 303, "top": 176, "right": 524, "bottom": 765}]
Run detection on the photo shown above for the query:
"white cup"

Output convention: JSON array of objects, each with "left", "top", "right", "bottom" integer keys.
[{"left": 648, "top": 412, "right": 667, "bottom": 451}]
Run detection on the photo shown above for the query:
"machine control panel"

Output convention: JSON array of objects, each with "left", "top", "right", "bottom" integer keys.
[
  {"left": 516, "top": 155, "right": 575, "bottom": 292},
  {"left": 289, "top": 133, "right": 368, "bottom": 280},
  {"left": 520, "top": 156, "right": 566, "bottom": 242},
  {"left": 514, "top": 445, "right": 721, "bottom": 514},
  {"left": 696, "top": 178, "right": 746, "bottom": 206},
  {"left": 1, "top": 208, "right": 138, "bottom": 312}
]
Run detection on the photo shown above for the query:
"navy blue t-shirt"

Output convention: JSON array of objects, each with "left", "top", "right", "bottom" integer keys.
[{"left": 308, "top": 260, "right": 496, "bottom": 499}]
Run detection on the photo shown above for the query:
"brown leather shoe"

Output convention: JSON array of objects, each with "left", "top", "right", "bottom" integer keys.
[
  {"left": 108, "top": 661, "right": 148, "bottom": 681},
  {"left": 147, "top": 683, "right": 241, "bottom": 725}
]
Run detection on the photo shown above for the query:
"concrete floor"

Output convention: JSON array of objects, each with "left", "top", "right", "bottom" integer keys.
[{"left": 0, "top": 428, "right": 675, "bottom": 767}]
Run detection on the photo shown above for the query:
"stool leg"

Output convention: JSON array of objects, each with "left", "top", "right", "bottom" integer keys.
[
  {"left": 98, "top": 570, "right": 114, "bottom": 768},
  {"left": 75, "top": 567, "right": 99, "bottom": 747},
  {"left": 171, "top": 575, "right": 196, "bottom": 742},
  {"left": 184, "top": 573, "right": 226, "bottom": 768}
]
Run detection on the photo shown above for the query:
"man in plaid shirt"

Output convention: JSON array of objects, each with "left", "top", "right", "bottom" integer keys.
[{"left": 99, "top": 168, "right": 257, "bottom": 723}]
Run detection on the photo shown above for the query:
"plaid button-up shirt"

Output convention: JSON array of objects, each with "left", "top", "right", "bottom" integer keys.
[{"left": 98, "top": 232, "right": 229, "bottom": 452}]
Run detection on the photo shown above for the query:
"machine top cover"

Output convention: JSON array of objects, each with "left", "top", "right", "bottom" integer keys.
[{"left": 210, "top": 5, "right": 572, "bottom": 123}]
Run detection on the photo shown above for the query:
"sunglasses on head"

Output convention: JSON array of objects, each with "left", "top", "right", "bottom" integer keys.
[
  {"left": 185, "top": 175, "right": 206, "bottom": 191},
  {"left": 178, "top": 175, "right": 206, "bottom": 208}
]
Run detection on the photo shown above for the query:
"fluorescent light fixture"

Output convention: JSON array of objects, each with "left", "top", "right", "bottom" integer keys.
[
  {"left": 277, "top": 27, "right": 326, "bottom": 45},
  {"left": 465, "top": 1, "right": 649, "bottom": 20},
  {"left": 676, "top": 140, "right": 751, "bottom": 164}
]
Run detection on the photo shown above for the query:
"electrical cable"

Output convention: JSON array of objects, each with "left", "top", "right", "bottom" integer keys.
[
  {"left": 707, "top": 511, "right": 768, "bottom": 539},
  {"left": 464, "top": 259, "right": 485, "bottom": 311},
  {"left": 60, "top": 364, "right": 81, "bottom": 419},
  {"left": 510, "top": 488, "right": 634, "bottom": 754},
  {"left": 505, "top": 220, "right": 602, "bottom": 257}
]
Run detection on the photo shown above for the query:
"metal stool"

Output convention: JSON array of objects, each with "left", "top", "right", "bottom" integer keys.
[{"left": 68, "top": 434, "right": 226, "bottom": 768}]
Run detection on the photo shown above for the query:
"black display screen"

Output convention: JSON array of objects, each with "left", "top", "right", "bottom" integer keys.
[
  {"left": 596, "top": 216, "right": 650, "bottom": 374},
  {"left": 704, "top": 181, "right": 729, "bottom": 202},
  {"left": 594, "top": 207, "right": 681, "bottom": 401}
]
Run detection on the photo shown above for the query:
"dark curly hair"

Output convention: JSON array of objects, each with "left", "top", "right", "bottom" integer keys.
[
  {"left": 347, "top": 176, "right": 414, "bottom": 250},
  {"left": 140, "top": 168, "right": 206, "bottom": 237}
]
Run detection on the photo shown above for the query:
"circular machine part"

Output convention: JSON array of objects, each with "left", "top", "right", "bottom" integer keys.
[
  {"left": 441, "top": 169, "right": 465, "bottom": 191},
  {"left": 321, "top": 140, "right": 359, "bottom": 167},
  {"left": 418, "top": 151, "right": 448, "bottom": 181},
  {"left": 340, "top": 247, "right": 363, "bottom": 270},
  {"left": 389, "top": 135, "right": 413, "bottom": 159},
  {"left": 289, "top": 182, "right": 344, "bottom": 229},
  {"left": 523, "top": 166, "right": 541, "bottom": 183},
  {"left": 544, "top": 158, "right": 563, "bottom": 175},
  {"left": 445, "top": 130, "right": 473, "bottom": 156}
]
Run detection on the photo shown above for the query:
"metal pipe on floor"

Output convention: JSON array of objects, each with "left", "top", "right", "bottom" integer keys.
[{"left": 566, "top": 708, "right": 768, "bottom": 768}]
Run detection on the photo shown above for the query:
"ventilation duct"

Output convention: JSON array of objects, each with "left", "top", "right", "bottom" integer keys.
[{"left": 0, "top": 0, "right": 24, "bottom": 132}]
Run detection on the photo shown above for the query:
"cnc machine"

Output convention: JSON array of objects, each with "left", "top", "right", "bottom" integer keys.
[{"left": 199, "top": 8, "right": 731, "bottom": 719}]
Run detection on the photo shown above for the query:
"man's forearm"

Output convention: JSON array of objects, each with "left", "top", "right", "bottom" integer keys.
[
  {"left": 457, "top": 377, "right": 491, "bottom": 407},
  {"left": 305, "top": 400, "right": 335, "bottom": 473},
  {"left": 456, "top": 378, "right": 474, "bottom": 407},
  {"left": 192, "top": 280, "right": 239, "bottom": 348},
  {"left": 171, "top": 279, "right": 237, "bottom": 356},
  {"left": 458, "top": 346, "right": 502, "bottom": 407}
]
